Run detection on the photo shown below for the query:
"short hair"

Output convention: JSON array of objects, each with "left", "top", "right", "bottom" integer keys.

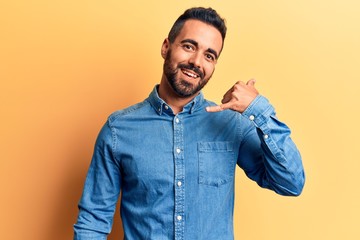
[{"left": 168, "top": 7, "right": 227, "bottom": 45}]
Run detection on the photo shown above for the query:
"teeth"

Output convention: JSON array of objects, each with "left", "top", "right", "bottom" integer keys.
[{"left": 183, "top": 69, "right": 199, "bottom": 78}]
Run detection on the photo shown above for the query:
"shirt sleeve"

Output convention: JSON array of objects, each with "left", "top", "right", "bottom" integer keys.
[
  {"left": 237, "top": 95, "right": 305, "bottom": 196},
  {"left": 73, "top": 119, "right": 121, "bottom": 239}
]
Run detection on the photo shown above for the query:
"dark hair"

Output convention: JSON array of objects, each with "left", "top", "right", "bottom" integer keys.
[{"left": 168, "top": 7, "right": 227, "bottom": 45}]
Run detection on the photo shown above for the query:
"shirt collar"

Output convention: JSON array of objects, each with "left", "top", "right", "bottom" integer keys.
[{"left": 147, "top": 85, "right": 205, "bottom": 115}]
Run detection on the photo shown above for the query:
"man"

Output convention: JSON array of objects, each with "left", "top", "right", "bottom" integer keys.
[{"left": 74, "top": 7, "right": 305, "bottom": 240}]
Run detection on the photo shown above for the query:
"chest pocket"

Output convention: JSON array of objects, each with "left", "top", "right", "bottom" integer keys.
[{"left": 198, "top": 141, "right": 235, "bottom": 187}]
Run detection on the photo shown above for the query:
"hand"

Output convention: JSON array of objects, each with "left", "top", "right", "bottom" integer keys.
[{"left": 206, "top": 79, "right": 259, "bottom": 113}]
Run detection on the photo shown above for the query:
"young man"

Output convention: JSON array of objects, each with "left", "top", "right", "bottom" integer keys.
[{"left": 74, "top": 7, "right": 305, "bottom": 240}]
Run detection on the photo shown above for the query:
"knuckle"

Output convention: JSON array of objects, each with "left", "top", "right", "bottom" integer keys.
[{"left": 231, "top": 92, "right": 239, "bottom": 99}]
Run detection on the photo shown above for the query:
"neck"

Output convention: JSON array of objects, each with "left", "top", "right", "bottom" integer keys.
[{"left": 158, "top": 75, "right": 197, "bottom": 114}]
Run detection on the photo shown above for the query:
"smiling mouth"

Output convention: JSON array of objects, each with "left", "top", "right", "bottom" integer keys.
[{"left": 181, "top": 69, "right": 199, "bottom": 79}]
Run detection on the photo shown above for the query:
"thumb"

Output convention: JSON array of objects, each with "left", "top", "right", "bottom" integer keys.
[{"left": 246, "top": 78, "right": 256, "bottom": 86}]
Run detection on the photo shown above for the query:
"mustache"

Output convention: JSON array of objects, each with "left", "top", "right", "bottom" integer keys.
[{"left": 178, "top": 64, "right": 204, "bottom": 79}]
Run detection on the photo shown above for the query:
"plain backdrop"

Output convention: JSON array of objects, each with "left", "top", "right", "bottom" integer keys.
[{"left": 1, "top": 1, "right": 359, "bottom": 239}]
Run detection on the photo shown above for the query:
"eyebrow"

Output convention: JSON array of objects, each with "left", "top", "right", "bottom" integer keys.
[{"left": 180, "top": 39, "right": 219, "bottom": 60}]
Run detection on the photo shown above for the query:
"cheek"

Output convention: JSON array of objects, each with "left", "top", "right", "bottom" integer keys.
[
  {"left": 204, "top": 63, "right": 215, "bottom": 77},
  {"left": 171, "top": 48, "right": 192, "bottom": 62}
]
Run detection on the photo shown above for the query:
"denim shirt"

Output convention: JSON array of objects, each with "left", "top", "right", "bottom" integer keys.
[{"left": 74, "top": 86, "right": 305, "bottom": 240}]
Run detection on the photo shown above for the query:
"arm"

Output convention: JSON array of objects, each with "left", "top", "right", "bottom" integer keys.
[
  {"left": 73, "top": 120, "right": 121, "bottom": 239},
  {"left": 238, "top": 95, "right": 304, "bottom": 195},
  {"left": 207, "top": 80, "right": 305, "bottom": 196}
]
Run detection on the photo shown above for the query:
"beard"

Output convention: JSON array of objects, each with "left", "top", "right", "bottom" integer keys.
[{"left": 163, "top": 50, "right": 213, "bottom": 98}]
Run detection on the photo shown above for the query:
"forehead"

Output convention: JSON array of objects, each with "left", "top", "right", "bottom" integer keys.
[{"left": 175, "top": 19, "right": 223, "bottom": 54}]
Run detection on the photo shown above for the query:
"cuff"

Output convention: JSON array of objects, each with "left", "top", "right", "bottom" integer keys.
[{"left": 242, "top": 95, "right": 275, "bottom": 127}]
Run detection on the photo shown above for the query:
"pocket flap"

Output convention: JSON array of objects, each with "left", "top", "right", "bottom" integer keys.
[{"left": 198, "top": 141, "right": 233, "bottom": 152}]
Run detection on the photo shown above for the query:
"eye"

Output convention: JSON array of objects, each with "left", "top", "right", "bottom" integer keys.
[
  {"left": 182, "top": 44, "right": 195, "bottom": 51},
  {"left": 205, "top": 53, "right": 215, "bottom": 62}
]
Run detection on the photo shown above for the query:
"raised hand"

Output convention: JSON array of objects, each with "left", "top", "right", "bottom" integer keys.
[{"left": 206, "top": 79, "right": 259, "bottom": 113}]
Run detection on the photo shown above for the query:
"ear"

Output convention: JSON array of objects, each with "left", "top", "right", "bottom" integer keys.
[{"left": 161, "top": 38, "right": 170, "bottom": 59}]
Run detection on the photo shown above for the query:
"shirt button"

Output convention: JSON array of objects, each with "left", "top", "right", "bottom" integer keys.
[
  {"left": 177, "top": 215, "right": 182, "bottom": 221},
  {"left": 264, "top": 134, "right": 269, "bottom": 139},
  {"left": 164, "top": 105, "right": 169, "bottom": 110},
  {"left": 175, "top": 118, "right": 180, "bottom": 123},
  {"left": 249, "top": 115, "right": 255, "bottom": 121},
  {"left": 177, "top": 181, "right": 182, "bottom": 187},
  {"left": 176, "top": 148, "right": 181, "bottom": 154}
]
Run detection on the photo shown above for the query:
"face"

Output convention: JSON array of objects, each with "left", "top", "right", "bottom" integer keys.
[{"left": 161, "top": 19, "right": 223, "bottom": 98}]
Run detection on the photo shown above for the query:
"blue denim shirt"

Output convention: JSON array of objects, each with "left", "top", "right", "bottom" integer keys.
[{"left": 74, "top": 86, "right": 305, "bottom": 240}]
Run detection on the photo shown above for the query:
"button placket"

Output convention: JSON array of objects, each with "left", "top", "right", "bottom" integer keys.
[{"left": 173, "top": 115, "right": 185, "bottom": 239}]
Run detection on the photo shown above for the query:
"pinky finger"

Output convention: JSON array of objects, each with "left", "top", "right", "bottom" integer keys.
[{"left": 206, "top": 105, "right": 224, "bottom": 113}]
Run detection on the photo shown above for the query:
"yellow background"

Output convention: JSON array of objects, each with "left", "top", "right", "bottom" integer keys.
[{"left": 1, "top": 0, "right": 359, "bottom": 239}]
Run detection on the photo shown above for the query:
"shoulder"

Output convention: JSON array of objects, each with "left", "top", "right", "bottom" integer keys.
[{"left": 108, "top": 100, "right": 150, "bottom": 124}]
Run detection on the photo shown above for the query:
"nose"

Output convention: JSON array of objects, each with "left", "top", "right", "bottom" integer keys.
[{"left": 189, "top": 51, "right": 202, "bottom": 69}]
